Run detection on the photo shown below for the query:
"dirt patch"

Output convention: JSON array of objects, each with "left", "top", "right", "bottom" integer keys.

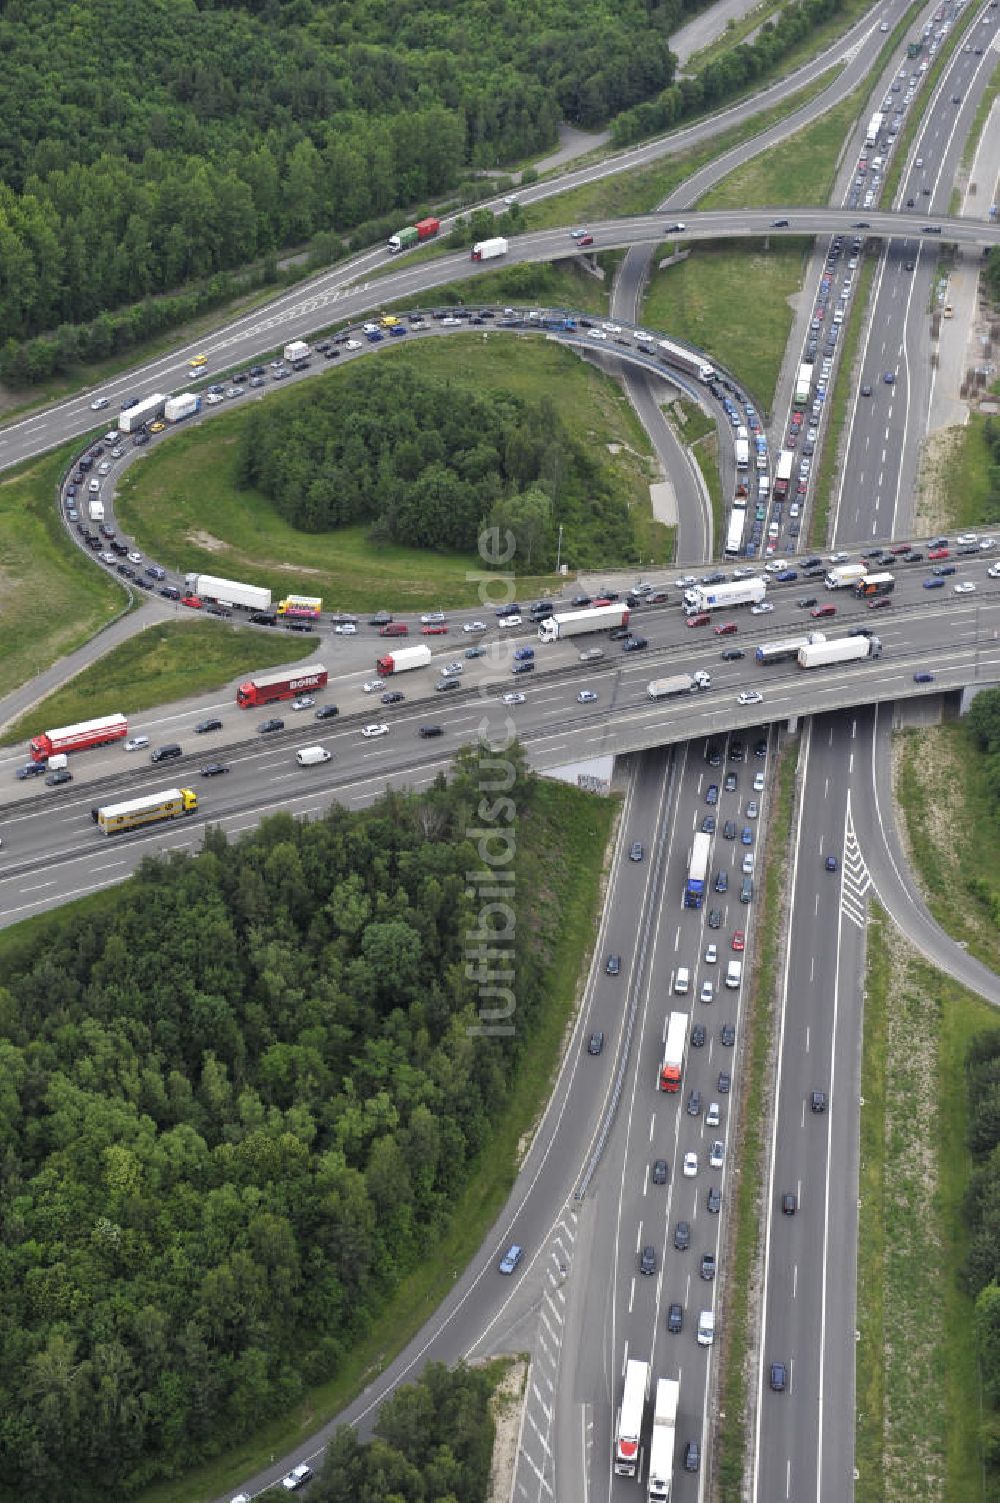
[
  {"left": 484, "top": 1357, "right": 529, "bottom": 1503},
  {"left": 187, "top": 529, "right": 228, "bottom": 553},
  {"left": 914, "top": 428, "right": 962, "bottom": 538}
]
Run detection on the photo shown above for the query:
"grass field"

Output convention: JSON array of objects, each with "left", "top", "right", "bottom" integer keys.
[
  {"left": 0, "top": 621, "right": 316, "bottom": 748},
  {"left": 136, "top": 776, "right": 618, "bottom": 1503},
  {"left": 0, "top": 441, "right": 128, "bottom": 702},
  {"left": 113, "top": 338, "right": 661, "bottom": 608}
]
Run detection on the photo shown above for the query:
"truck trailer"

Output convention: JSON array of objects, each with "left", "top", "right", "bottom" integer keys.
[
  {"left": 660, "top": 1012, "right": 689, "bottom": 1092},
  {"left": 236, "top": 665, "right": 328, "bottom": 707},
  {"left": 164, "top": 392, "right": 201, "bottom": 423},
  {"left": 376, "top": 645, "right": 433, "bottom": 677},
  {"left": 92, "top": 787, "right": 198, "bottom": 836},
  {"left": 118, "top": 394, "right": 166, "bottom": 432},
  {"left": 386, "top": 217, "right": 440, "bottom": 253},
  {"left": 657, "top": 336, "right": 716, "bottom": 383},
  {"left": 795, "top": 363, "right": 813, "bottom": 405},
  {"left": 684, "top": 831, "right": 712, "bottom": 908},
  {"left": 30, "top": 713, "right": 128, "bottom": 761},
  {"left": 683, "top": 578, "right": 766, "bottom": 613},
  {"left": 471, "top": 237, "right": 509, "bottom": 261},
  {"left": 797, "top": 634, "right": 881, "bottom": 668},
  {"left": 774, "top": 448, "right": 795, "bottom": 499},
  {"left": 647, "top": 671, "right": 712, "bottom": 699},
  {"left": 734, "top": 436, "right": 750, "bottom": 469},
  {"left": 183, "top": 574, "right": 272, "bottom": 612},
  {"left": 824, "top": 563, "right": 868, "bottom": 590},
  {"left": 647, "top": 1378, "right": 680, "bottom": 1502},
  {"left": 614, "top": 1359, "right": 649, "bottom": 1477},
  {"left": 866, "top": 111, "right": 884, "bottom": 146},
  {"left": 277, "top": 595, "right": 322, "bottom": 620},
  {"left": 282, "top": 340, "right": 310, "bottom": 363},
  {"left": 538, "top": 604, "right": 630, "bottom": 642}
]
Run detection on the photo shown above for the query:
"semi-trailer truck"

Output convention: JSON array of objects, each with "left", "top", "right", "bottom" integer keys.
[
  {"left": 164, "top": 393, "right": 201, "bottom": 422},
  {"left": 236, "top": 665, "right": 328, "bottom": 707},
  {"left": 471, "top": 237, "right": 508, "bottom": 261},
  {"left": 797, "top": 634, "right": 882, "bottom": 668},
  {"left": 376, "top": 645, "right": 433, "bottom": 676},
  {"left": 183, "top": 574, "right": 272, "bottom": 612},
  {"left": 92, "top": 788, "right": 198, "bottom": 836},
  {"left": 684, "top": 831, "right": 712, "bottom": 908},
  {"left": 30, "top": 713, "right": 128, "bottom": 761},
  {"left": 683, "top": 578, "right": 766, "bottom": 613},
  {"left": 387, "top": 217, "right": 440, "bottom": 253},
  {"left": 614, "top": 1359, "right": 649, "bottom": 1477},
  {"left": 538, "top": 604, "right": 630, "bottom": 642},
  {"left": 647, "top": 1378, "right": 680, "bottom": 1502},
  {"left": 647, "top": 671, "right": 712, "bottom": 699},
  {"left": 824, "top": 564, "right": 868, "bottom": 589},
  {"left": 118, "top": 394, "right": 166, "bottom": 432}
]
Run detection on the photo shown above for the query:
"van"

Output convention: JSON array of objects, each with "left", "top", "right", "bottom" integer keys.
[
  {"left": 674, "top": 967, "right": 691, "bottom": 995},
  {"left": 725, "top": 960, "right": 743, "bottom": 989},
  {"left": 296, "top": 746, "right": 331, "bottom": 766},
  {"left": 151, "top": 743, "right": 182, "bottom": 763},
  {"left": 379, "top": 622, "right": 408, "bottom": 637},
  {"left": 697, "top": 1310, "right": 715, "bottom": 1346},
  {"left": 740, "top": 875, "right": 753, "bottom": 904},
  {"left": 46, "top": 753, "right": 69, "bottom": 772}
]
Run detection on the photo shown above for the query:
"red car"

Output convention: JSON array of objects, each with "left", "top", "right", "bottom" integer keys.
[
  {"left": 181, "top": 594, "right": 203, "bottom": 609},
  {"left": 714, "top": 621, "right": 738, "bottom": 636},
  {"left": 592, "top": 596, "right": 612, "bottom": 606},
  {"left": 928, "top": 547, "right": 949, "bottom": 560},
  {"left": 811, "top": 604, "right": 836, "bottom": 618},
  {"left": 579, "top": 234, "right": 594, "bottom": 246},
  {"left": 421, "top": 625, "right": 448, "bottom": 635},
  {"left": 732, "top": 930, "right": 746, "bottom": 952},
  {"left": 686, "top": 612, "right": 711, "bottom": 628},
  {"left": 889, "top": 543, "right": 911, "bottom": 555},
  {"left": 869, "top": 597, "right": 892, "bottom": 610}
]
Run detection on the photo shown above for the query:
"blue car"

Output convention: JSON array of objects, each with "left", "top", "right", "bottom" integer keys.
[
  {"left": 913, "top": 671, "right": 935, "bottom": 684},
  {"left": 741, "top": 827, "right": 753, "bottom": 846},
  {"left": 499, "top": 1244, "right": 523, "bottom": 1274},
  {"left": 365, "top": 330, "right": 384, "bottom": 343},
  {"left": 16, "top": 761, "right": 47, "bottom": 779},
  {"left": 389, "top": 325, "right": 407, "bottom": 337},
  {"left": 775, "top": 569, "right": 798, "bottom": 582},
  {"left": 513, "top": 646, "right": 535, "bottom": 661},
  {"left": 923, "top": 577, "right": 945, "bottom": 589}
]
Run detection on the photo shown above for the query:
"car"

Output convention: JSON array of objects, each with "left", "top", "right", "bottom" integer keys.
[
  {"left": 700, "top": 980, "right": 715, "bottom": 1004},
  {"left": 810, "top": 1089, "right": 828, "bottom": 1112},
  {"left": 989, "top": 563, "right": 1000, "bottom": 579},
  {"left": 707, "top": 1186, "right": 722, "bottom": 1214},
  {"left": 770, "top": 1362, "right": 787, "bottom": 1393},
  {"left": 706, "top": 1102, "right": 722, "bottom": 1130},
  {"left": 750, "top": 602, "right": 774, "bottom": 616},
  {"left": 928, "top": 546, "right": 950, "bottom": 560},
  {"left": 421, "top": 611, "right": 446, "bottom": 625},
  {"left": 498, "top": 614, "right": 522, "bottom": 629},
  {"left": 721, "top": 647, "right": 746, "bottom": 661},
  {"left": 361, "top": 723, "right": 389, "bottom": 738},
  {"left": 955, "top": 581, "right": 976, "bottom": 594},
  {"left": 570, "top": 227, "right": 589, "bottom": 240},
  {"left": 683, "top": 1151, "right": 698, "bottom": 1178},
  {"left": 741, "top": 826, "right": 753, "bottom": 847},
  {"left": 335, "top": 622, "right": 357, "bottom": 634},
  {"left": 666, "top": 221, "right": 688, "bottom": 232},
  {"left": 724, "top": 771, "right": 737, "bottom": 793},
  {"left": 705, "top": 742, "right": 722, "bottom": 766},
  {"left": 718, "top": 1070, "right": 731, "bottom": 1093},
  {"left": 90, "top": 396, "right": 109, "bottom": 410},
  {"left": 465, "top": 645, "right": 486, "bottom": 659},
  {"left": 772, "top": 217, "right": 790, "bottom": 227},
  {"left": 181, "top": 595, "right": 202, "bottom": 609},
  {"left": 721, "top": 1022, "right": 736, "bottom": 1047},
  {"left": 754, "top": 738, "right": 768, "bottom": 759},
  {"left": 686, "top": 612, "right": 711, "bottom": 628},
  {"left": 639, "top": 1245, "right": 657, "bottom": 1276},
  {"left": 463, "top": 620, "right": 488, "bottom": 633},
  {"left": 913, "top": 671, "right": 935, "bottom": 683},
  {"left": 314, "top": 705, "right": 340, "bottom": 722},
  {"left": 686, "top": 1090, "right": 702, "bottom": 1118},
  {"left": 705, "top": 783, "right": 719, "bottom": 805},
  {"left": 258, "top": 718, "right": 284, "bottom": 734},
  {"left": 281, "top": 1464, "right": 313, "bottom": 1492},
  {"left": 923, "top": 577, "right": 945, "bottom": 590},
  {"left": 714, "top": 871, "right": 728, "bottom": 894},
  {"left": 578, "top": 690, "right": 599, "bottom": 704},
  {"left": 705, "top": 943, "right": 718, "bottom": 964},
  {"left": 195, "top": 718, "right": 223, "bottom": 734},
  {"left": 732, "top": 930, "right": 745, "bottom": 952},
  {"left": 422, "top": 624, "right": 448, "bottom": 635},
  {"left": 499, "top": 1244, "right": 523, "bottom": 1274},
  {"left": 708, "top": 908, "right": 723, "bottom": 929},
  {"left": 722, "top": 819, "right": 737, "bottom": 841},
  {"left": 622, "top": 635, "right": 648, "bottom": 652},
  {"left": 362, "top": 680, "right": 383, "bottom": 694},
  {"left": 667, "top": 1302, "right": 684, "bottom": 1332},
  {"left": 811, "top": 604, "right": 836, "bottom": 619},
  {"left": 45, "top": 769, "right": 73, "bottom": 786},
  {"left": 381, "top": 691, "right": 405, "bottom": 705},
  {"left": 797, "top": 596, "right": 817, "bottom": 609},
  {"left": 684, "top": 1441, "right": 700, "bottom": 1473},
  {"left": 782, "top": 1192, "right": 798, "bottom": 1215},
  {"left": 435, "top": 679, "right": 461, "bottom": 693},
  {"left": 738, "top": 690, "right": 763, "bottom": 706},
  {"left": 123, "top": 734, "right": 151, "bottom": 752},
  {"left": 884, "top": 371, "right": 895, "bottom": 384},
  {"left": 652, "top": 1158, "right": 669, "bottom": 1185},
  {"left": 825, "top": 854, "right": 839, "bottom": 871},
  {"left": 746, "top": 799, "right": 759, "bottom": 819},
  {"left": 588, "top": 1030, "right": 605, "bottom": 1055},
  {"left": 200, "top": 762, "right": 229, "bottom": 777},
  {"left": 606, "top": 953, "right": 621, "bottom": 976},
  {"left": 501, "top": 692, "right": 526, "bottom": 706},
  {"left": 715, "top": 621, "right": 738, "bottom": 636},
  {"left": 700, "top": 1253, "right": 717, "bottom": 1280},
  {"left": 629, "top": 841, "right": 644, "bottom": 861}
]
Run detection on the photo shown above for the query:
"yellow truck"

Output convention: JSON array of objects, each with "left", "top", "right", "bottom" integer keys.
[{"left": 92, "top": 787, "right": 198, "bottom": 835}]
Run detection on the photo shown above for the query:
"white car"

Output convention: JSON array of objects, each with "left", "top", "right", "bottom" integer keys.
[
  {"left": 956, "top": 532, "right": 979, "bottom": 544},
  {"left": 498, "top": 614, "right": 522, "bottom": 628},
  {"left": 464, "top": 620, "right": 488, "bottom": 633},
  {"left": 753, "top": 770, "right": 765, "bottom": 791},
  {"left": 103, "top": 429, "right": 119, "bottom": 442},
  {"left": 988, "top": 563, "right": 1000, "bottom": 578},
  {"left": 588, "top": 328, "right": 608, "bottom": 340},
  {"left": 363, "top": 680, "right": 382, "bottom": 693},
  {"left": 421, "top": 612, "right": 446, "bottom": 625},
  {"left": 709, "top": 1140, "right": 725, "bottom": 1169},
  {"left": 124, "top": 735, "right": 150, "bottom": 752},
  {"left": 441, "top": 316, "right": 462, "bottom": 326},
  {"left": 206, "top": 391, "right": 224, "bottom": 404},
  {"left": 954, "top": 581, "right": 976, "bottom": 594},
  {"left": 442, "top": 661, "right": 463, "bottom": 676},
  {"left": 281, "top": 1464, "right": 313, "bottom": 1491},
  {"left": 683, "top": 1152, "right": 698, "bottom": 1178},
  {"left": 738, "top": 690, "right": 764, "bottom": 706},
  {"left": 345, "top": 339, "right": 363, "bottom": 351},
  {"left": 100, "top": 551, "right": 116, "bottom": 565},
  {"left": 742, "top": 852, "right": 755, "bottom": 874},
  {"left": 706, "top": 1101, "right": 721, "bottom": 1128},
  {"left": 334, "top": 622, "right": 357, "bottom": 634},
  {"left": 90, "top": 396, "right": 109, "bottom": 410},
  {"left": 501, "top": 691, "right": 526, "bottom": 706},
  {"left": 700, "top": 980, "right": 714, "bottom": 1004},
  {"left": 361, "top": 723, "right": 389, "bottom": 738},
  {"left": 633, "top": 329, "right": 653, "bottom": 342},
  {"left": 291, "top": 695, "right": 315, "bottom": 710},
  {"left": 363, "top": 322, "right": 380, "bottom": 334},
  {"left": 731, "top": 567, "right": 754, "bottom": 579},
  {"left": 602, "top": 322, "right": 622, "bottom": 334},
  {"left": 704, "top": 943, "right": 718, "bottom": 964},
  {"left": 750, "top": 602, "right": 774, "bottom": 615},
  {"left": 764, "top": 560, "right": 787, "bottom": 573},
  {"left": 577, "top": 690, "right": 598, "bottom": 703},
  {"left": 111, "top": 445, "right": 124, "bottom": 458},
  {"left": 674, "top": 575, "right": 697, "bottom": 588}
]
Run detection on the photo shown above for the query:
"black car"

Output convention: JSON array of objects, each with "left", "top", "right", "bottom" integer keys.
[
  {"left": 754, "top": 739, "right": 768, "bottom": 758},
  {"left": 315, "top": 705, "right": 340, "bottom": 721},
  {"left": 782, "top": 1191, "right": 798, "bottom": 1215},
  {"left": 810, "top": 1089, "right": 828, "bottom": 1112},
  {"left": 588, "top": 1030, "right": 605, "bottom": 1055},
  {"left": 652, "top": 1158, "right": 669, "bottom": 1185},
  {"left": 16, "top": 761, "right": 47, "bottom": 779},
  {"left": 609, "top": 626, "right": 631, "bottom": 641},
  {"left": 691, "top": 1023, "right": 706, "bottom": 1047},
  {"left": 285, "top": 621, "right": 313, "bottom": 632},
  {"left": 133, "top": 431, "right": 150, "bottom": 446},
  {"left": 706, "top": 742, "right": 722, "bottom": 766},
  {"left": 797, "top": 596, "right": 817, "bottom": 609},
  {"left": 381, "top": 691, "right": 405, "bottom": 705},
  {"left": 684, "top": 1441, "right": 700, "bottom": 1473},
  {"left": 572, "top": 594, "right": 592, "bottom": 608},
  {"left": 721, "top": 647, "right": 745, "bottom": 661},
  {"left": 723, "top": 819, "right": 737, "bottom": 840},
  {"left": 200, "top": 763, "right": 229, "bottom": 777},
  {"left": 160, "top": 586, "right": 181, "bottom": 600},
  {"left": 718, "top": 1070, "right": 732, "bottom": 1094},
  {"left": 622, "top": 635, "right": 647, "bottom": 651},
  {"left": 258, "top": 718, "right": 284, "bottom": 733},
  {"left": 707, "top": 1185, "right": 721, "bottom": 1214},
  {"left": 674, "top": 1220, "right": 690, "bottom": 1250},
  {"left": 606, "top": 953, "right": 621, "bottom": 976},
  {"left": 436, "top": 678, "right": 460, "bottom": 693},
  {"left": 369, "top": 612, "right": 393, "bottom": 626},
  {"left": 639, "top": 1245, "right": 657, "bottom": 1276},
  {"left": 195, "top": 718, "right": 223, "bottom": 734},
  {"left": 45, "top": 769, "right": 73, "bottom": 786},
  {"left": 708, "top": 909, "right": 723, "bottom": 929},
  {"left": 686, "top": 1089, "right": 702, "bottom": 1116},
  {"left": 721, "top": 1023, "right": 736, "bottom": 1046},
  {"left": 714, "top": 871, "right": 728, "bottom": 893},
  {"left": 250, "top": 612, "right": 278, "bottom": 626},
  {"left": 667, "top": 1302, "right": 683, "bottom": 1334},
  {"left": 206, "top": 605, "right": 231, "bottom": 618},
  {"left": 730, "top": 739, "right": 745, "bottom": 762}
]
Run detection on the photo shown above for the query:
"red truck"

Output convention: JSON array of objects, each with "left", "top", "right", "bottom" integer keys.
[
  {"left": 30, "top": 713, "right": 129, "bottom": 761},
  {"left": 236, "top": 665, "right": 328, "bottom": 708}
]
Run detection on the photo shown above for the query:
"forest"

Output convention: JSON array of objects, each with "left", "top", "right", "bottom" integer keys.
[
  {"left": 0, "top": 750, "right": 569, "bottom": 1500},
  {"left": 236, "top": 361, "right": 639, "bottom": 569},
  {"left": 0, "top": 0, "right": 688, "bottom": 349},
  {"left": 964, "top": 1026, "right": 1000, "bottom": 1475}
]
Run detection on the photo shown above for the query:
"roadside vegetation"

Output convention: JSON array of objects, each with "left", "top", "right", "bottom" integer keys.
[
  {"left": 669, "top": 399, "right": 724, "bottom": 545},
  {"left": 115, "top": 338, "right": 661, "bottom": 610},
  {"left": 0, "top": 621, "right": 315, "bottom": 749}
]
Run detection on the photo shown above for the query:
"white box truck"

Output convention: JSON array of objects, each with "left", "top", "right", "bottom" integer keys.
[
  {"left": 183, "top": 574, "right": 272, "bottom": 612},
  {"left": 647, "top": 671, "right": 712, "bottom": 699},
  {"left": 647, "top": 1378, "right": 680, "bottom": 1503},
  {"left": 164, "top": 393, "right": 201, "bottom": 423},
  {"left": 683, "top": 578, "right": 766, "bottom": 613},
  {"left": 614, "top": 1358, "right": 648, "bottom": 1477},
  {"left": 283, "top": 340, "right": 310, "bottom": 362},
  {"left": 824, "top": 563, "right": 868, "bottom": 590},
  {"left": 797, "top": 634, "right": 882, "bottom": 669},
  {"left": 471, "top": 237, "right": 509, "bottom": 261},
  {"left": 89, "top": 498, "right": 105, "bottom": 522},
  {"left": 118, "top": 394, "right": 166, "bottom": 432},
  {"left": 538, "top": 604, "right": 630, "bottom": 642}
]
